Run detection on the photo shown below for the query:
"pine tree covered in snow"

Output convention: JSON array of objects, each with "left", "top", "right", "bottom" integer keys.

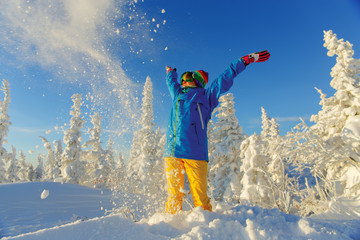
[
  {"left": 155, "top": 128, "right": 166, "bottom": 162},
  {"left": 25, "top": 163, "right": 35, "bottom": 182},
  {"left": 0, "top": 157, "right": 5, "bottom": 183},
  {"left": 270, "top": 118, "right": 280, "bottom": 137},
  {"left": 35, "top": 155, "right": 44, "bottom": 181},
  {"left": 0, "top": 80, "right": 11, "bottom": 158},
  {"left": 5, "top": 157, "right": 18, "bottom": 182},
  {"left": 61, "top": 94, "right": 86, "bottom": 184},
  {"left": 260, "top": 107, "right": 283, "bottom": 191},
  {"left": 53, "top": 140, "right": 63, "bottom": 177},
  {"left": 40, "top": 136, "right": 59, "bottom": 181},
  {"left": 17, "top": 150, "right": 28, "bottom": 182},
  {"left": 261, "top": 107, "right": 280, "bottom": 139},
  {"left": 311, "top": 30, "right": 360, "bottom": 139},
  {"left": 208, "top": 93, "right": 245, "bottom": 202},
  {"left": 259, "top": 107, "right": 290, "bottom": 211},
  {"left": 109, "top": 150, "right": 127, "bottom": 192},
  {"left": 105, "top": 138, "right": 115, "bottom": 170},
  {"left": 127, "top": 76, "right": 165, "bottom": 196},
  {"left": 84, "top": 113, "right": 102, "bottom": 153},
  {"left": 239, "top": 134, "right": 274, "bottom": 208},
  {"left": 5, "top": 146, "right": 19, "bottom": 182},
  {"left": 0, "top": 79, "right": 11, "bottom": 180},
  {"left": 309, "top": 31, "right": 360, "bottom": 199},
  {"left": 261, "top": 107, "right": 272, "bottom": 138},
  {"left": 83, "top": 113, "right": 112, "bottom": 188}
]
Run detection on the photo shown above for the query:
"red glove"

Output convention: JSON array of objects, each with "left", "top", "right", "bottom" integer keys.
[
  {"left": 241, "top": 50, "right": 270, "bottom": 66},
  {"left": 165, "top": 66, "right": 176, "bottom": 73}
]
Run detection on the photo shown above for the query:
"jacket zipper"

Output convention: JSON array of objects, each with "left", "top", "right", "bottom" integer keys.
[
  {"left": 197, "top": 103, "right": 205, "bottom": 130},
  {"left": 171, "top": 94, "right": 182, "bottom": 156}
]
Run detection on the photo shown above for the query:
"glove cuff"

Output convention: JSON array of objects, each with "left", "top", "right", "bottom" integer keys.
[
  {"left": 241, "top": 55, "right": 256, "bottom": 66},
  {"left": 166, "top": 66, "right": 177, "bottom": 73}
]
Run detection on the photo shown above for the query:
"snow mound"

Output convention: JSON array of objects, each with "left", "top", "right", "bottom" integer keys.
[
  {"left": 312, "top": 195, "right": 360, "bottom": 220},
  {"left": 40, "top": 189, "right": 49, "bottom": 199},
  {"left": 1, "top": 182, "right": 360, "bottom": 239},
  {"left": 0, "top": 182, "right": 113, "bottom": 238},
  {"left": 5, "top": 204, "right": 360, "bottom": 240}
]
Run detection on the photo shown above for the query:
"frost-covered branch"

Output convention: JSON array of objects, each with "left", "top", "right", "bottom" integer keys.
[
  {"left": 61, "top": 94, "right": 86, "bottom": 184},
  {"left": 0, "top": 79, "right": 11, "bottom": 149},
  {"left": 311, "top": 30, "right": 360, "bottom": 138}
]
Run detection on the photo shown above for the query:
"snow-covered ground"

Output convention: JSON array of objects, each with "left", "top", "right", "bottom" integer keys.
[{"left": 1, "top": 182, "right": 359, "bottom": 239}]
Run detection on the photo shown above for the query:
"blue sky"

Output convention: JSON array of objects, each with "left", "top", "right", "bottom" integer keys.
[{"left": 1, "top": 0, "right": 360, "bottom": 165}]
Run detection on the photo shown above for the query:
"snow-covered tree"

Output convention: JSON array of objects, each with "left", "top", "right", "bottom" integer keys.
[
  {"left": 311, "top": 30, "right": 360, "bottom": 139},
  {"left": 40, "top": 136, "right": 58, "bottom": 180},
  {"left": 17, "top": 150, "right": 28, "bottom": 182},
  {"left": 259, "top": 107, "right": 283, "bottom": 188},
  {"left": 261, "top": 107, "right": 272, "bottom": 138},
  {"left": 269, "top": 118, "right": 280, "bottom": 137},
  {"left": 109, "top": 151, "right": 127, "bottom": 192},
  {"left": 0, "top": 158, "right": 5, "bottom": 183},
  {"left": 105, "top": 138, "right": 115, "bottom": 169},
  {"left": 0, "top": 80, "right": 11, "bottom": 172},
  {"left": 117, "top": 151, "right": 125, "bottom": 170},
  {"left": 239, "top": 134, "right": 274, "bottom": 208},
  {"left": 0, "top": 80, "right": 11, "bottom": 154},
  {"left": 61, "top": 94, "right": 86, "bottom": 184},
  {"left": 5, "top": 158, "right": 19, "bottom": 182},
  {"left": 127, "top": 76, "right": 165, "bottom": 196},
  {"left": 26, "top": 163, "right": 35, "bottom": 182},
  {"left": 82, "top": 112, "right": 113, "bottom": 188},
  {"left": 208, "top": 93, "right": 245, "bottom": 202},
  {"left": 277, "top": 121, "right": 339, "bottom": 215},
  {"left": 5, "top": 157, "right": 18, "bottom": 182},
  {"left": 155, "top": 128, "right": 166, "bottom": 161},
  {"left": 35, "top": 155, "right": 44, "bottom": 181},
  {"left": 53, "top": 140, "right": 63, "bottom": 178},
  {"left": 261, "top": 107, "right": 280, "bottom": 139},
  {"left": 309, "top": 31, "right": 360, "bottom": 199},
  {"left": 84, "top": 113, "right": 102, "bottom": 152},
  {"left": 5, "top": 146, "right": 19, "bottom": 182},
  {"left": 254, "top": 107, "right": 294, "bottom": 212}
]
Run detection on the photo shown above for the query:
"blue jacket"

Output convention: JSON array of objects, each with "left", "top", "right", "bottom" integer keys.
[{"left": 164, "top": 59, "right": 246, "bottom": 161}]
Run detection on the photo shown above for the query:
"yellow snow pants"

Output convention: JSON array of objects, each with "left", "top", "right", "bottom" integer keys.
[{"left": 165, "top": 157, "right": 212, "bottom": 214}]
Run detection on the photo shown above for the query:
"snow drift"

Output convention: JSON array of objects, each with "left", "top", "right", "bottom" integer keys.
[{"left": 1, "top": 182, "right": 359, "bottom": 240}]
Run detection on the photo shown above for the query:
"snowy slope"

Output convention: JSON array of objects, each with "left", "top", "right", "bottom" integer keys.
[
  {"left": 0, "top": 182, "right": 113, "bottom": 238},
  {"left": 1, "top": 182, "right": 359, "bottom": 239}
]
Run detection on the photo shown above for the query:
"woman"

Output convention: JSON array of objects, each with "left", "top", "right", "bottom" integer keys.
[{"left": 164, "top": 50, "right": 271, "bottom": 214}]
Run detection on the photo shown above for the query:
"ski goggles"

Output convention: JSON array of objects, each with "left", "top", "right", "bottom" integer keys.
[{"left": 181, "top": 72, "right": 195, "bottom": 82}]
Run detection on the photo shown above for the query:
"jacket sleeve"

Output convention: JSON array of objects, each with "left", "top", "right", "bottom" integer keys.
[
  {"left": 166, "top": 70, "right": 181, "bottom": 100},
  {"left": 206, "top": 58, "right": 246, "bottom": 112}
]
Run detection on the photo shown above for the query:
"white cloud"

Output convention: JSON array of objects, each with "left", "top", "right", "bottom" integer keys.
[
  {"left": 248, "top": 115, "right": 311, "bottom": 126},
  {"left": 1, "top": 0, "right": 114, "bottom": 67},
  {"left": 274, "top": 115, "right": 311, "bottom": 123},
  {"left": 0, "top": 0, "right": 144, "bottom": 134},
  {"left": 11, "top": 126, "right": 47, "bottom": 134}
]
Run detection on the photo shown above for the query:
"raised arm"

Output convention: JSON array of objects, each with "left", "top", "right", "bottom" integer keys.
[
  {"left": 206, "top": 50, "right": 271, "bottom": 111},
  {"left": 165, "top": 66, "right": 181, "bottom": 100}
]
